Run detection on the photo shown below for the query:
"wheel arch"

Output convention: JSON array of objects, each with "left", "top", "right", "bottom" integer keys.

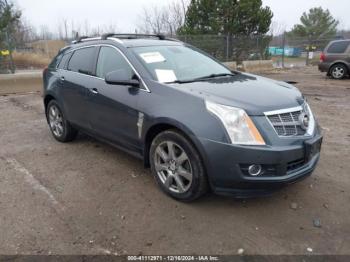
[
  {"left": 44, "top": 94, "right": 56, "bottom": 109},
  {"left": 143, "top": 119, "right": 208, "bottom": 171},
  {"left": 44, "top": 94, "right": 57, "bottom": 122}
]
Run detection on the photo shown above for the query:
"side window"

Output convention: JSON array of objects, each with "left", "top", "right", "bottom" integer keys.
[
  {"left": 327, "top": 41, "right": 350, "bottom": 53},
  {"left": 96, "top": 46, "right": 133, "bottom": 79},
  {"left": 67, "top": 47, "right": 96, "bottom": 75},
  {"left": 48, "top": 53, "right": 63, "bottom": 69},
  {"left": 57, "top": 53, "right": 71, "bottom": 69}
]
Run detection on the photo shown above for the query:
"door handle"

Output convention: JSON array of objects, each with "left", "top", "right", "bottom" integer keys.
[
  {"left": 90, "top": 88, "right": 99, "bottom": 94},
  {"left": 60, "top": 76, "right": 65, "bottom": 81}
]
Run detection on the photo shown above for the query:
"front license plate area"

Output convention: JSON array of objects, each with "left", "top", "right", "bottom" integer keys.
[{"left": 304, "top": 137, "right": 322, "bottom": 162}]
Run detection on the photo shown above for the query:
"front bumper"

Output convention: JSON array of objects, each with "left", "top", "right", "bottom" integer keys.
[{"left": 199, "top": 133, "right": 322, "bottom": 198}]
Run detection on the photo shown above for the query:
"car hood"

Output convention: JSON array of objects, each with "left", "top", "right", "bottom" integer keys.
[{"left": 169, "top": 73, "right": 304, "bottom": 115}]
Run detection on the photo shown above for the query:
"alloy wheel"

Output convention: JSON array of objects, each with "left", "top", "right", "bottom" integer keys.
[
  {"left": 48, "top": 105, "right": 64, "bottom": 137},
  {"left": 154, "top": 141, "right": 193, "bottom": 193},
  {"left": 332, "top": 66, "right": 345, "bottom": 79}
]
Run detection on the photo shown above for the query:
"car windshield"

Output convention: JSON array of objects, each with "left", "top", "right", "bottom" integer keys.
[{"left": 131, "top": 45, "right": 232, "bottom": 83}]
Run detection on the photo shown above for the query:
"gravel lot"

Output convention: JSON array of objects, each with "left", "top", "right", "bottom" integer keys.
[{"left": 0, "top": 67, "right": 349, "bottom": 255}]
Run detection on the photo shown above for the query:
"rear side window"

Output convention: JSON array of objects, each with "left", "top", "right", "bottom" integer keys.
[
  {"left": 48, "top": 53, "right": 63, "bottom": 69},
  {"left": 67, "top": 47, "right": 96, "bottom": 75},
  {"left": 327, "top": 41, "right": 350, "bottom": 53},
  {"left": 57, "top": 53, "right": 71, "bottom": 69},
  {"left": 96, "top": 46, "right": 133, "bottom": 79}
]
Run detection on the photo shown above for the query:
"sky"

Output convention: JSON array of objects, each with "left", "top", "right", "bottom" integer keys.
[{"left": 14, "top": 0, "right": 350, "bottom": 35}]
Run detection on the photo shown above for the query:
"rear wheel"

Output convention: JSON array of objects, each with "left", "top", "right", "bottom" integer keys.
[
  {"left": 150, "top": 130, "right": 208, "bottom": 201},
  {"left": 47, "top": 100, "right": 78, "bottom": 142},
  {"left": 330, "top": 64, "right": 347, "bottom": 79}
]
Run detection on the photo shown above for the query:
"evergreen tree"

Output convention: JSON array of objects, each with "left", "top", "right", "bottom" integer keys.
[
  {"left": 288, "top": 7, "right": 339, "bottom": 40},
  {"left": 178, "top": 0, "right": 273, "bottom": 36}
]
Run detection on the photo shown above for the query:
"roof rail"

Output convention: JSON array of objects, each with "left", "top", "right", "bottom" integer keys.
[
  {"left": 101, "top": 33, "right": 166, "bottom": 40},
  {"left": 71, "top": 33, "right": 178, "bottom": 45},
  {"left": 71, "top": 36, "right": 103, "bottom": 44},
  {"left": 71, "top": 36, "right": 89, "bottom": 44}
]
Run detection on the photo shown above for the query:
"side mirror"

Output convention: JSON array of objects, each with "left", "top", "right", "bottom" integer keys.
[{"left": 105, "top": 69, "right": 140, "bottom": 87}]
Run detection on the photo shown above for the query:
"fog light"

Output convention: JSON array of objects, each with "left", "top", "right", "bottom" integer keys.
[{"left": 248, "top": 164, "right": 262, "bottom": 176}]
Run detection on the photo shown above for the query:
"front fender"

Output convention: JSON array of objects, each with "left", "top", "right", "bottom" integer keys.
[
  {"left": 142, "top": 117, "right": 213, "bottom": 184},
  {"left": 142, "top": 117, "right": 208, "bottom": 160}
]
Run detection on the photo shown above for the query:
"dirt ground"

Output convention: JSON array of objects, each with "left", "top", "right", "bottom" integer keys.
[{"left": 0, "top": 67, "right": 349, "bottom": 255}]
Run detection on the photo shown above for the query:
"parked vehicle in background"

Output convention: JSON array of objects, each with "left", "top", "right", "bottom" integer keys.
[
  {"left": 43, "top": 34, "right": 323, "bottom": 201},
  {"left": 319, "top": 40, "right": 350, "bottom": 79}
]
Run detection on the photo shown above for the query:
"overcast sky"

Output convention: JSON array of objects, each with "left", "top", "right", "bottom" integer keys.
[{"left": 14, "top": 0, "right": 350, "bottom": 34}]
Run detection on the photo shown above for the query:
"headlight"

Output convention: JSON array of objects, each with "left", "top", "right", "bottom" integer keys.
[
  {"left": 305, "top": 103, "right": 315, "bottom": 136},
  {"left": 205, "top": 101, "right": 265, "bottom": 145}
]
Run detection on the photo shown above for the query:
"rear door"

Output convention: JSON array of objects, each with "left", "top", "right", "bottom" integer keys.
[
  {"left": 346, "top": 43, "right": 350, "bottom": 66},
  {"left": 86, "top": 46, "right": 142, "bottom": 152},
  {"left": 60, "top": 46, "right": 98, "bottom": 129}
]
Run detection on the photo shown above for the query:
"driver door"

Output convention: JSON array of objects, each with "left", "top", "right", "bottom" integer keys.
[{"left": 86, "top": 46, "right": 141, "bottom": 152}]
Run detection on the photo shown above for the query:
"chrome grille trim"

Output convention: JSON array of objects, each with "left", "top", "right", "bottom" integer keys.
[
  {"left": 264, "top": 104, "right": 314, "bottom": 137},
  {"left": 264, "top": 105, "right": 303, "bottom": 115}
]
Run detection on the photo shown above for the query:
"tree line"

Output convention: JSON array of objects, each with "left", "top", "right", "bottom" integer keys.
[{"left": 0, "top": 0, "right": 346, "bottom": 55}]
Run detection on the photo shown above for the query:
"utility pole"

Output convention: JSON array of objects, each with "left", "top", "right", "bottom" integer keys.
[
  {"left": 281, "top": 31, "right": 286, "bottom": 68},
  {"left": 226, "top": 34, "right": 229, "bottom": 62},
  {"left": 5, "top": 30, "right": 15, "bottom": 73},
  {"left": 2, "top": 0, "right": 15, "bottom": 73},
  {"left": 306, "top": 36, "right": 311, "bottom": 66}
]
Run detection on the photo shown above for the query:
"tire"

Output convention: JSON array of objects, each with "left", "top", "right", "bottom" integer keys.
[
  {"left": 150, "top": 129, "right": 208, "bottom": 201},
  {"left": 330, "top": 64, "right": 348, "bottom": 79},
  {"left": 46, "top": 100, "right": 78, "bottom": 142}
]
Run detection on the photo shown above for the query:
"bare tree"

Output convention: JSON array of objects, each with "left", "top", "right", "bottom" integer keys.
[
  {"left": 62, "top": 18, "right": 68, "bottom": 40},
  {"left": 13, "top": 18, "right": 38, "bottom": 44},
  {"left": 269, "top": 21, "right": 287, "bottom": 37},
  {"left": 55, "top": 19, "right": 120, "bottom": 41},
  {"left": 101, "top": 23, "right": 119, "bottom": 34},
  {"left": 138, "top": 0, "right": 189, "bottom": 35},
  {"left": 138, "top": 5, "right": 163, "bottom": 34},
  {"left": 39, "top": 25, "right": 53, "bottom": 40},
  {"left": 83, "top": 20, "right": 91, "bottom": 36},
  {"left": 56, "top": 18, "right": 70, "bottom": 40},
  {"left": 57, "top": 23, "right": 63, "bottom": 40},
  {"left": 168, "top": 0, "right": 187, "bottom": 34}
]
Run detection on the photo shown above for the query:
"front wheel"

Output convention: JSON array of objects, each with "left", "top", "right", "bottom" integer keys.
[
  {"left": 150, "top": 130, "right": 208, "bottom": 201},
  {"left": 47, "top": 100, "right": 78, "bottom": 142}
]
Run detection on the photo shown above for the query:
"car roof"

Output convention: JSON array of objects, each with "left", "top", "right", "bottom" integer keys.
[
  {"left": 328, "top": 39, "right": 350, "bottom": 44},
  {"left": 59, "top": 35, "right": 186, "bottom": 56}
]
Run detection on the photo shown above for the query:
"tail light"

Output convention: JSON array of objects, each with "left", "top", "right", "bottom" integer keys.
[{"left": 320, "top": 52, "right": 325, "bottom": 62}]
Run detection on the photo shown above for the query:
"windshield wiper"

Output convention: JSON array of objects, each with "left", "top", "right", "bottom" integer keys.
[
  {"left": 194, "top": 73, "right": 236, "bottom": 81},
  {"left": 167, "top": 73, "right": 236, "bottom": 84}
]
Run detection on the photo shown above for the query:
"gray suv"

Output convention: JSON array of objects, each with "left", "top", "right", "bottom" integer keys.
[
  {"left": 319, "top": 39, "right": 350, "bottom": 79},
  {"left": 43, "top": 34, "right": 322, "bottom": 201}
]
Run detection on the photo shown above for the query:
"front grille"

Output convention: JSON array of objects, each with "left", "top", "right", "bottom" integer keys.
[{"left": 266, "top": 105, "right": 309, "bottom": 137}]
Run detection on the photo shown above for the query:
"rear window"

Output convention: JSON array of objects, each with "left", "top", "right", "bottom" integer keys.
[
  {"left": 67, "top": 47, "right": 96, "bottom": 75},
  {"left": 327, "top": 41, "right": 350, "bottom": 53}
]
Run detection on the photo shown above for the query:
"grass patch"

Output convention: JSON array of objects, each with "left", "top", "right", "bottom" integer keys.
[{"left": 12, "top": 52, "right": 51, "bottom": 69}]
